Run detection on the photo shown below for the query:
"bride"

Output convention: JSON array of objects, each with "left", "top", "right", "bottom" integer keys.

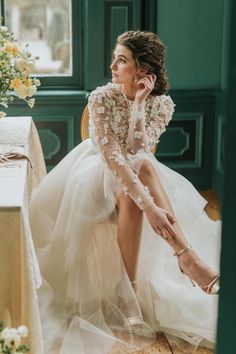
[{"left": 30, "top": 30, "right": 221, "bottom": 353}]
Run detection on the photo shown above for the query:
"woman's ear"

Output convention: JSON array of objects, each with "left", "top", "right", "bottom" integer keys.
[{"left": 137, "top": 69, "right": 148, "bottom": 77}]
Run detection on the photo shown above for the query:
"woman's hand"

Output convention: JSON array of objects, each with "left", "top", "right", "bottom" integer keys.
[
  {"left": 134, "top": 74, "right": 156, "bottom": 105},
  {"left": 144, "top": 203, "right": 178, "bottom": 242}
]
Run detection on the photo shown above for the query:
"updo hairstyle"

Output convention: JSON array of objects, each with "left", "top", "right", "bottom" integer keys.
[{"left": 116, "top": 30, "right": 169, "bottom": 95}]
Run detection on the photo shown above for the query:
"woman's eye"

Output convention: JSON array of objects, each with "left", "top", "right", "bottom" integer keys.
[{"left": 111, "top": 57, "right": 126, "bottom": 65}]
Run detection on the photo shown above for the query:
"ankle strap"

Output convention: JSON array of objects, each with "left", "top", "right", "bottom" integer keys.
[
  {"left": 173, "top": 245, "right": 192, "bottom": 257},
  {"left": 202, "top": 274, "right": 220, "bottom": 294},
  {"left": 130, "top": 280, "right": 137, "bottom": 285}
]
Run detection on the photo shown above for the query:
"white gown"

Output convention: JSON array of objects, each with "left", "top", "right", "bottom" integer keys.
[{"left": 30, "top": 83, "right": 221, "bottom": 354}]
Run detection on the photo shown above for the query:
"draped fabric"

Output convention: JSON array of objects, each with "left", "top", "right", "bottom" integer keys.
[{"left": 30, "top": 83, "right": 221, "bottom": 353}]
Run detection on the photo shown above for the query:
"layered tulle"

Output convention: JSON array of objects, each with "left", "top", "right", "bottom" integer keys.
[{"left": 30, "top": 139, "right": 221, "bottom": 353}]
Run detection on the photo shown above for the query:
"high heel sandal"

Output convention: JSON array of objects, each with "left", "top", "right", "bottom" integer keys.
[
  {"left": 115, "top": 280, "right": 143, "bottom": 333},
  {"left": 202, "top": 274, "right": 220, "bottom": 294},
  {"left": 174, "top": 245, "right": 220, "bottom": 295}
]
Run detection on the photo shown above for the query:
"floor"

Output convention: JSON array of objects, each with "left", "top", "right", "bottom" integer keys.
[{"left": 112, "top": 190, "right": 221, "bottom": 354}]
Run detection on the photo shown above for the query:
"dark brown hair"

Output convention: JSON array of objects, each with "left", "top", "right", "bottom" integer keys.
[{"left": 116, "top": 30, "right": 169, "bottom": 95}]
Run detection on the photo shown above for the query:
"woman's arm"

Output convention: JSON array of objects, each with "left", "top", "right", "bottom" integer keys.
[
  {"left": 126, "top": 74, "right": 173, "bottom": 154},
  {"left": 145, "top": 95, "right": 175, "bottom": 151},
  {"left": 126, "top": 74, "right": 175, "bottom": 154},
  {"left": 126, "top": 102, "right": 148, "bottom": 154},
  {"left": 126, "top": 74, "right": 155, "bottom": 154},
  {"left": 89, "top": 88, "right": 178, "bottom": 240},
  {"left": 126, "top": 95, "right": 175, "bottom": 154},
  {"left": 89, "top": 90, "right": 154, "bottom": 211}
]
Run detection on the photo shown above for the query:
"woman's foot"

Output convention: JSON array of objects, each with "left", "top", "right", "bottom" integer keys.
[
  {"left": 115, "top": 280, "right": 143, "bottom": 332},
  {"left": 175, "top": 245, "right": 220, "bottom": 294}
]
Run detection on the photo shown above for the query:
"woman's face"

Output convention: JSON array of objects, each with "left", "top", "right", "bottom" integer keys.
[{"left": 110, "top": 44, "right": 137, "bottom": 85}]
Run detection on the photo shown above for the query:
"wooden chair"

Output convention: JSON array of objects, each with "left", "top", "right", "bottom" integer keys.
[
  {"left": 80, "top": 105, "right": 90, "bottom": 141},
  {"left": 80, "top": 104, "right": 157, "bottom": 153}
]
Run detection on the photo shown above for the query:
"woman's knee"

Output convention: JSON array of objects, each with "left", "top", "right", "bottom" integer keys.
[
  {"left": 139, "top": 160, "right": 157, "bottom": 180},
  {"left": 117, "top": 192, "right": 142, "bottom": 213}
]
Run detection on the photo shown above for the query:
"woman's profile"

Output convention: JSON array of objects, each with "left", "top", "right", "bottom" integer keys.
[{"left": 30, "top": 30, "right": 221, "bottom": 353}]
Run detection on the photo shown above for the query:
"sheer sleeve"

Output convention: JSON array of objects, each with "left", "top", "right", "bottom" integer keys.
[
  {"left": 146, "top": 95, "right": 175, "bottom": 151},
  {"left": 127, "top": 103, "right": 148, "bottom": 154},
  {"left": 88, "top": 89, "right": 154, "bottom": 210}
]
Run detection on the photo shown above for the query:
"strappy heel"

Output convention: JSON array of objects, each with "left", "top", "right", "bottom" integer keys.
[
  {"left": 174, "top": 245, "right": 220, "bottom": 295},
  {"left": 202, "top": 274, "right": 220, "bottom": 295},
  {"left": 115, "top": 280, "right": 143, "bottom": 333}
]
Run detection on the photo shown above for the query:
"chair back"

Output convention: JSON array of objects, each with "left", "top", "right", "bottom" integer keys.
[{"left": 80, "top": 105, "right": 89, "bottom": 141}]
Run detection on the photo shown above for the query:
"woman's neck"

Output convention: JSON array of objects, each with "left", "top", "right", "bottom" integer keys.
[{"left": 121, "top": 84, "right": 136, "bottom": 101}]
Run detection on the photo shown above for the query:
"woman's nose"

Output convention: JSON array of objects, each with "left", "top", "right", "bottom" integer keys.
[{"left": 110, "top": 60, "right": 116, "bottom": 70}]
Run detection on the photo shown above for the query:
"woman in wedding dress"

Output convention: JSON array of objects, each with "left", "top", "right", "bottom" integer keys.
[{"left": 30, "top": 31, "right": 221, "bottom": 354}]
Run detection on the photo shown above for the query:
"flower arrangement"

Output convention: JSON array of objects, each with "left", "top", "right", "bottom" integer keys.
[
  {"left": 0, "top": 17, "right": 40, "bottom": 118},
  {"left": 0, "top": 321, "right": 29, "bottom": 353}
]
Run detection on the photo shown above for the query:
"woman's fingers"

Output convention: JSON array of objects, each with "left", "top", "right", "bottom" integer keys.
[
  {"left": 164, "top": 223, "right": 178, "bottom": 240},
  {"left": 166, "top": 212, "right": 177, "bottom": 224},
  {"left": 137, "top": 76, "right": 155, "bottom": 90},
  {"left": 156, "top": 226, "right": 167, "bottom": 240},
  {"left": 157, "top": 225, "right": 177, "bottom": 242},
  {"left": 146, "top": 205, "right": 178, "bottom": 241},
  {"left": 161, "top": 228, "right": 171, "bottom": 241},
  {"left": 152, "top": 74, "right": 157, "bottom": 82}
]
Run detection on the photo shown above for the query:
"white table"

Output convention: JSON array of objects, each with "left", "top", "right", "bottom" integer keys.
[{"left": 0, "top": 116, "right": 46, "bottom": 354}]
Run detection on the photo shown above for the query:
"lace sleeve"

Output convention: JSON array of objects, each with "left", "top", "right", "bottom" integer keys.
[
  {"left": 127, "top": 103, "right": 148, "bottom": 154},
  {"left": 146, "top": 95, "right": 175, "bottom": 151},
  {"left": 88, "top": 89, "right": 154, "bottom": 210}
]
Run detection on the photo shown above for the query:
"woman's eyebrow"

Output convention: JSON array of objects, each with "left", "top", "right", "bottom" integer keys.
[
  {"left": 118, "top": 54, "right": 128, "bottom": 59},
  {"left": 113, "top": 54, "right": 129, "bottom": 60}
]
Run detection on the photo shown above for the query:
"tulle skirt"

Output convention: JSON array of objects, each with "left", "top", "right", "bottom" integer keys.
[{"left": 30, "top": 138, "right": 221, "bottom": 354}]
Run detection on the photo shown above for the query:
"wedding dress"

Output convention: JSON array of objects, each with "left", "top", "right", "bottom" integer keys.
[{"left": 30, "top": 83, "right": 221, "bottom": 354}]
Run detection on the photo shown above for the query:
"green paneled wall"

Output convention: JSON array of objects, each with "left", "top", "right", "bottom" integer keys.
[
  {"left": 83, "top": 0, "right": 141, "bottom": 90},
  {"left": 157, "top": 0, "right": 224, "bottom": 90},
  {"left": 213, "top": 0, "right": 230, "bottom": 198},
  {"left": 2, "top": 0, "right": 226, "bottom": 192}
]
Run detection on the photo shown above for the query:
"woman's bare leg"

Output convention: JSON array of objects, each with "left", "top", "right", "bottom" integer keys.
[
  {"left": 139, "top": 160, "right": 218, "bottom": 288},
  {"left": 116, "top": 192, "right": 143, "bottom": 290}
]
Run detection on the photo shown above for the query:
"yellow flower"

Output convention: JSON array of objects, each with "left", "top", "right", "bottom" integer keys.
[
  {"left": 0, "top": 18, "right": 39, "bottom": 110},
  {"left": 26, "top": 84, "right": 37, "bottom": 97},
  {"left": 11, "top": 77, "right": 22, "bottom": 89},
  {"left": 14, "top": 84, "right": 28, "bottom": 99},
  {"left": 14, "top": 83, "right": 36, "bottom": 99},
  {"left": 14, "top": 58, "right": 30, "bottom": 73},
  {"left": 24, "top": 78, "right": 32, "bottom": 87},
  {"left": 2, "top": 41, "right": 20, "bottom": 56}
]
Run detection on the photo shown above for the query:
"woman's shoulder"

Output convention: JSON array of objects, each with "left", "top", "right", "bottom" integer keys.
[
  {"left": 148, "top": 94, "right": 175, "bottom": 116},
  {"left": 149, "top": 94, "right": 175, "bottom": 108},
  {"left": 89, "top": 82, "right": 120, "bottom": 103},
  {"left": 147, "top": 94, "right": 175, "bottom": 124}
]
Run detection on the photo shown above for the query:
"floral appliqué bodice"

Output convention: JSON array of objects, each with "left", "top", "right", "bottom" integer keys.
[{"left": 88, "top": 82, "right": 175, "bottom": 210}]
